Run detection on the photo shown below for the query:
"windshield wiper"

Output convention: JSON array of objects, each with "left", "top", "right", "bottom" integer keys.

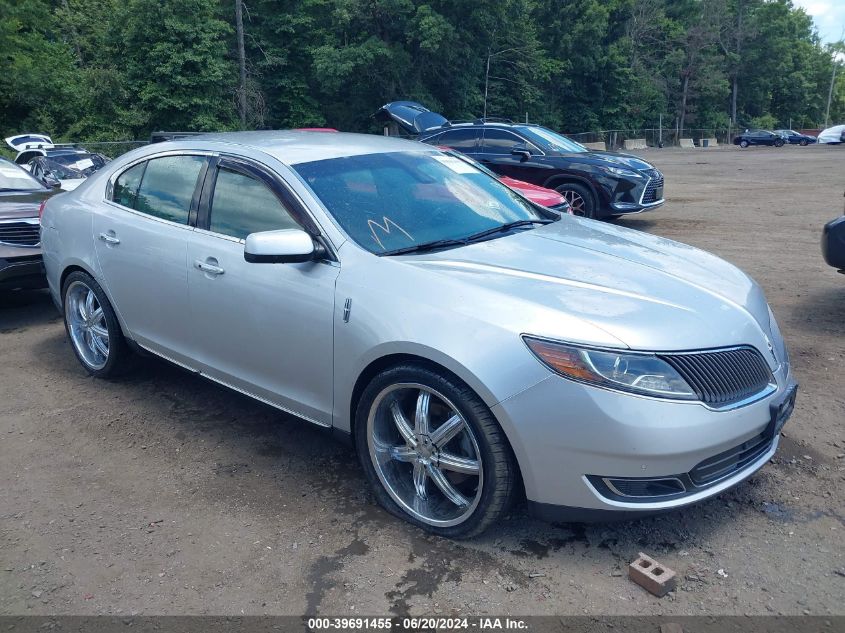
[
  {"left": 462, "top": 219, "right": 553, "bottom": 243},
  {"left": 380, "top": 237, "right": 472, "bottom": 256},
  {"left": 379, "top": 219, "right": 553, "bottom": 257}
]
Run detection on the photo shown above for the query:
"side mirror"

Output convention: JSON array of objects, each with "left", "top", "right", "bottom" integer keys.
[
  {"left": 244, "top": 228, "right": 317, "bottom": 264},
  {"left": 511, "top": 147, "right": 531, "bottom": 161}
]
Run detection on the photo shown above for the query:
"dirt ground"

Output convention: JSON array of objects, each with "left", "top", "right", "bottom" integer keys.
[{"left": 1, "top": 145, "right": 843, "bottom": 617}]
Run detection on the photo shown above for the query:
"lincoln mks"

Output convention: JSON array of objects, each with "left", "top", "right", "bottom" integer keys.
[{"left": 41, "top": 132, "right": 796, "bottom": 537}]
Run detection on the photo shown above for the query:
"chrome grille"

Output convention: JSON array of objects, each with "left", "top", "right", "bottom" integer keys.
[
  {"left": 659, "top": 347, "right": 773, "bottom": 406},
  {"left": 0, "top": 219, "right": 41, "bottom": 247},
  {"left": 642, "top": 169, "right": 664, "bottom": 203}
]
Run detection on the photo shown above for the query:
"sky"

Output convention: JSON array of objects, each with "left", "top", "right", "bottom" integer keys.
[{"left": 793, "top": 0, "right": 845, "bottom": 44}]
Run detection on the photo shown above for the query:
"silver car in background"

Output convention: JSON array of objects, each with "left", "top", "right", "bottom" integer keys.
[{"left": 41, "top": 132, "right": 797, "bottom": 537}]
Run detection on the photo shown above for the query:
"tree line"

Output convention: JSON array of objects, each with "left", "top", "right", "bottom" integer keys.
[{"left": 1, "top": 0, "right": 843, "bottom": 143}]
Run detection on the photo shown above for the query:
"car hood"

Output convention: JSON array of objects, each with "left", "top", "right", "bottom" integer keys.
[
  {"left": 548, "top": 150, "right": 656, "bottom": 171},
  {"left": 499, "top": 177, "right": 565, "bottom": 207},
  {"left": 400, "top": 218, "right": 775, "bottom": 361},
  {"left": 0, "top": 189, "right": 53, "bottom": 219},
  {"left": 374, "top": 101, "right": 448, "bottom": 135}
]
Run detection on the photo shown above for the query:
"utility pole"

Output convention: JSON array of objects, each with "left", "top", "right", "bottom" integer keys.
[
  {"left": 484, "top": 50, "right": 491, "bottom": 119},
  {"left": 825, "top": 61, "right": 838, "bottom": 128}
]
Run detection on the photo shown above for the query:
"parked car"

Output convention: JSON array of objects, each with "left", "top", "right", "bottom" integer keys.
[
  {"left": 27, "top": 152, "right": 109, "bottom": 191},
  {"left": 817, "top": 124, "right": 845, "bottom": 144},
  {"left": 441, "top": 148, "right": 572, "bottom": 214},
  {"left": 41, "top": 131, "right": 796, "bottom": 537},
  {"left": 376, "top": 101, "right": 664, "bottom": 219},
  {"left": 822, "top": 192, "right": 845, "bottom": 274},
  {"left": 0, "top": 158, "right": 58, "bottom": 291},
  {"left": 732, "top": 130, "right": 785, "bottom": 148},
  {"left": 773, "top": 130, "right": 816, "bottom": 146}
]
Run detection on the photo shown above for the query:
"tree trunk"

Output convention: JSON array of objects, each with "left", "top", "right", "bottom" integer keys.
[
  {"left": 235, "top": 0, "right": 247, "bottom": 127},
  {"left": 730, "top": 74, "right": 738, "bottom": 125}
]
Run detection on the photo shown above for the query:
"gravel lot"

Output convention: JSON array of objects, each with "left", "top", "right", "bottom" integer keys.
[{"left": 1, "top": 145, "right": 843, "bottom": 616}]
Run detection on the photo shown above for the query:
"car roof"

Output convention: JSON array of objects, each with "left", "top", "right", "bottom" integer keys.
[{"left": 156, "top": 130, "right": 432, "bottom": 165}]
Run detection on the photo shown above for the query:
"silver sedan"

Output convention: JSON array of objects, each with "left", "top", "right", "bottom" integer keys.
[{"left": 41, "top": 131, "right": 797, "bottom": 537}]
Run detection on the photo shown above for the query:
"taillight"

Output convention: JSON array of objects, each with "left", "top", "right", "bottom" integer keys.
[{"left": 38, "top": 199, "right": 47, "bottom": 221}]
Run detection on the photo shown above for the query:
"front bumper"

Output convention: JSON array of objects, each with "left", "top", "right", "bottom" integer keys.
[
  {"left": 0, "top": 254, "right": 46, "bottom": 291},
  {"left": 491, "top": 361, "right": 796, "bottom": 520}
]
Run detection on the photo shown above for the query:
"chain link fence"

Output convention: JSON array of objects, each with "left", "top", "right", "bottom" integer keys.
[{"left": 566, "top": 128, "right": 737, "bottom": 149}]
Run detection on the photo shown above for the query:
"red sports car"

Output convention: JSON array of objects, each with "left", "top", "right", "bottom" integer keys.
[{"left": 440, "top": 148, "right": 572, "bottom": 214}]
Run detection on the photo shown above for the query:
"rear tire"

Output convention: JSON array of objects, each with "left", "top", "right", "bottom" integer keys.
[
  {"left": 62, "top": 271, "right": 131, "bottom": 378},
  {"left": 554, "top": 182, "right": 596, "bottom": 219},
  {"left": 354, "top": 364, "right": 517, "bottom": 538}
]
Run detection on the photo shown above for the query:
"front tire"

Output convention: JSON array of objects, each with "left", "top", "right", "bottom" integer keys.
[
  {"left": 774, "top": 139, "right": 784, "bottom": 147},
  {"left": 800, "top": 139, "right": 808, "bottom": 146},
  {"left": 554, "top": 182, "right": 596, "bottom": 218},
  {"left": 354, "top": 364, "right": 517, "bottom": 538},
  {"left": 62, "top": 271, "right": 131, "bottom": 377},
  {"left": 740, "top": 140, "right": 749, "bottom": 148}
]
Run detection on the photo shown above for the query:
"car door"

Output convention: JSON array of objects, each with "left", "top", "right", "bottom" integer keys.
[
  {"left": 476, "top": 128, "right": 545, "bottom": 183},
  {"left": 187, "top": 156, "right": 339, "bottom": 426},
  {"left": 94, "top": 153, "right": 209, "bottom": 366}
]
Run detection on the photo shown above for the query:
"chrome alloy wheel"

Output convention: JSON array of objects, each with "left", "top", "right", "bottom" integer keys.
[
  {"left": 560, "top": 189, "right": 587, "bottom": 216},
  {"left": 367, "top": 383, "right": 483, "bottom": 527},
  {"left": 65, "top": 281, "right": 110, "bottom": 370}
]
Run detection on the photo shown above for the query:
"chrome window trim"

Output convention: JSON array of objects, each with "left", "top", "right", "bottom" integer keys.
[{"left": 104, "top": 149, "right": 216, "bottom": 207}]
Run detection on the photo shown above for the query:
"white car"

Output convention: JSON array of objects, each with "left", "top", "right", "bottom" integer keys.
[{"left": 817, "top": 124, "right": 845, "bottom": 144}]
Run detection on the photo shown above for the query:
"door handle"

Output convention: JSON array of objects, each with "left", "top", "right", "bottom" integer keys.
[
  {"left": 194, "top": 259, "right": 225, "bottom": 276},
  {"left": 98, "top": 232, "right": 120, "bottom": 245}
]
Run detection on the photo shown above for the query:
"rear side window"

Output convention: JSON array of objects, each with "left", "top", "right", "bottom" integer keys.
[
  {"left": 436, "top": 129, "right": 480, "bottom": 151},
  {"left": 134, "top": 156, "right": 205, "bottom": 224},
  {"left": 112, "top": 162, "right": 146, "bottom": 208},
  {"left": 209, "top": 167, "right": 299, "bottom": 240}
]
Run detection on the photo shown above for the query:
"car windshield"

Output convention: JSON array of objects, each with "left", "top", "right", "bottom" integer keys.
[
  {"left": 44, "top": 153, "right": 106, "bottom": 178},
  {"left": 517, "top": 126, "right": 588, "bottom": 153},
  {"left": 293, "top": 151, "right": 547, "bottom": 254},
  {"left": 0, "top": 159, "right": 43, "bottom": 192}
]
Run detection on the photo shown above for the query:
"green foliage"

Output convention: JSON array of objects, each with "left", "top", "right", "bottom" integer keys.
[{"left": 0, "top": 0, "right": 843, "bottom": 142}]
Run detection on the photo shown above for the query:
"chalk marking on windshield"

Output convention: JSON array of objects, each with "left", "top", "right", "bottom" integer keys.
[{"left": 368, "top": 216, "right": 413, "bottom": 250}]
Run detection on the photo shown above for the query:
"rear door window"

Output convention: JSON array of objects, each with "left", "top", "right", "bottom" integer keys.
[
  {"left": 112, "top": 162, "right": 147, "bottom": 209},
  {"left": 134, "top": 156, "right": 205, "bottom": 224},
  {"left": 436, "top": 129, "right": 480, "bottom": 151}
]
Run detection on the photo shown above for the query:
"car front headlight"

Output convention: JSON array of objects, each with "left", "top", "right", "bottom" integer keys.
[
  {"left": 523, "top": 336, "right": 697, "bottom": 400},
  {"left": 598, "top": 165, "right": 642, "bottom": 178}
]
